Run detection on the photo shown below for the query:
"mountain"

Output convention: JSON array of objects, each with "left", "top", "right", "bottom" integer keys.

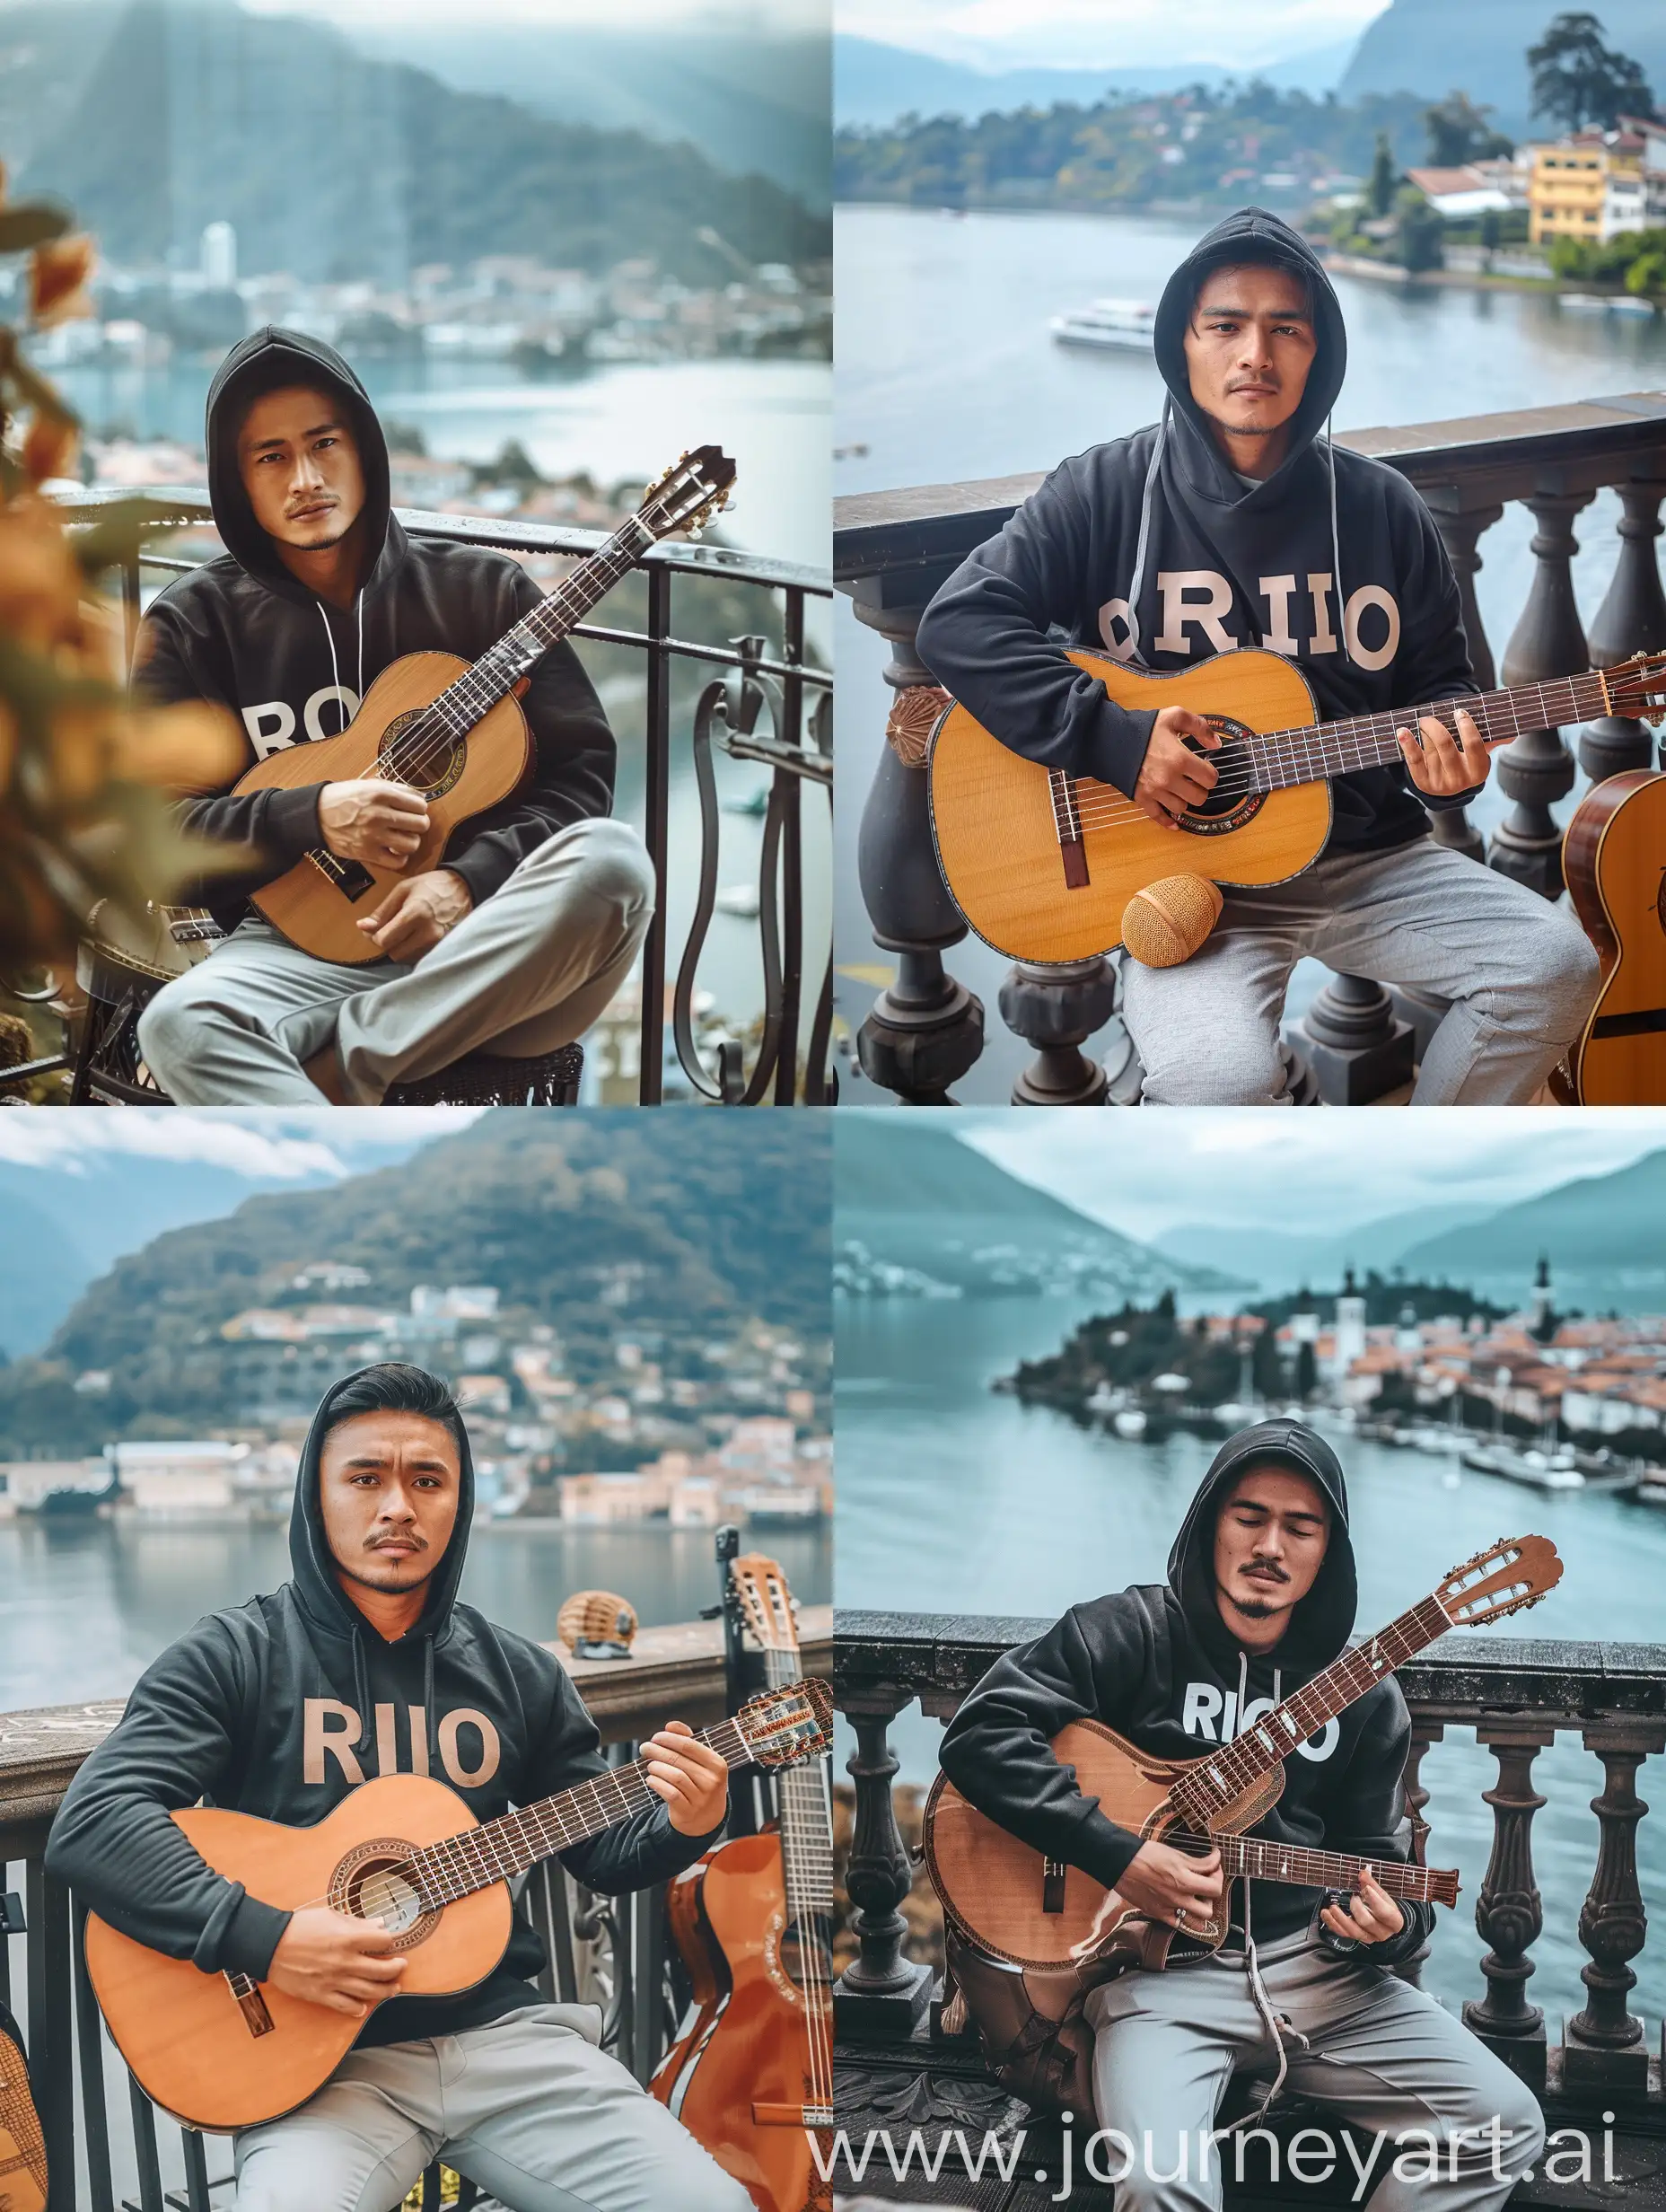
[
  {"left": 1152, "top": 1201, "right": 1495, "bottom": 1296},
  {"left": 0, "top": 1189, "right": 92, "bottom": 1364},
  {"left": 1398, "top": 1148, "right": 1666, "bottom": 1308},
  {"left": 1337, "top": 0, "right": 1666, "bottom": 135},
  {"left": 12, "top": 0, "right": 825, "bottom": 284},
  {"left": 353, "top": 26, "right": 829, "bottom": 207},
  {"left": 835, "top": 33, "right": 1360, "bottom": 131},
  {"left": 834, "top": 1115, "right": 1245, "bottom": 1295},
  {"left": 0, "top": 1113, "right": 829, "bottom": 1449}
]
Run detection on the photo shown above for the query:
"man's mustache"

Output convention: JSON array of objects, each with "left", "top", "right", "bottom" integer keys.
[{"left": 1241, "top": 1558, "right": 1290, "bottom": 1583}]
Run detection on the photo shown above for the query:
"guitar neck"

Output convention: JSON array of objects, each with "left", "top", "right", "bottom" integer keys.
[
  {"left": 1243, "top": 668, "right": 1613, "bottom": 791},
  {"left": 763, "top": 1647, "right": 834, "bottom": 1921},
  {"left": 408, "top": 1711, "right": 751, "bottom": 1907},
  {"left": 1184, "top": 1830, "right": 1455, "bottom": 1907},
  {"left": 1171, "top": 1593, "right": 1451, "bottom": 1825}
]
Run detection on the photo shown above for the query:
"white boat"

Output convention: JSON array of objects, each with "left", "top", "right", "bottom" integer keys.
[
  {"left": 1610, "top": 294, "right": 1656, "bottom": 317},
  {"left": 1112, "top": 1408, "right": 1148, "bottom": 1438},
  {"left": 1050, "top": 298, "right": 1157, "bottom": 352}
]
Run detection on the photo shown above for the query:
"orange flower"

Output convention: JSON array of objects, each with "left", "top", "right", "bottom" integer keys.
[
  {"left": 30, "top": 234, "right": 96, "bottom": 327},
  {"left": 0, "top": 496, "right": 85, "bottom": 650},
  {"left": 22, "top": 409, "right": 79, "bottom": 486},
  {"left": 113, "top": 700, "right": 244, "bottom": 794}
]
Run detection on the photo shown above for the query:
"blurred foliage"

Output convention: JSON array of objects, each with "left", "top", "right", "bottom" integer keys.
[
  {"left": 1548, "top": 226, "right": 1666, "bottom": 298},
  {"left": 0, "top": 163, "right": 241, "bottom": 987}
]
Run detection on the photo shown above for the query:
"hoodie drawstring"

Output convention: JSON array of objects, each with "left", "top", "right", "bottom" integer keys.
[
  {"left": 1325, "top": 413, "right": 1353, "bottom": 668},
  {"left": 1124, "top": 399, "right": 1169, "bottom": 669},
  {"left": 316, "top": 594, "right": 366, "bottom": 735},
  {"left": 350, "top": 1626, "right": 373, "bottom": 1761}
]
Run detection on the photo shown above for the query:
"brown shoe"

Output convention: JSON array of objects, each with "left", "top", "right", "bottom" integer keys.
[{"left": 0, "top": 2004, "right": 46, "bottom": 2212}]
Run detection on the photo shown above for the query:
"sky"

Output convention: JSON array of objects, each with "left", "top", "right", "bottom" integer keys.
[
  {"left": 0, "top": 1109, "right": 485, "bottom": 1182},
  {"left": 959, "top": 1109, "right": 1666, "bottom": 1246},
  {"left": 243, "top": 0, "right": 827, "bottom": 30},
  {"left": 835, "top": 0, "right": 1389, "bottom": 71}
]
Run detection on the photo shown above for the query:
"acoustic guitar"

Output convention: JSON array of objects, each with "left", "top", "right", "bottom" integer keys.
[
  {"left": 652, "top": 1555, "right": 833, "bottom": 2212},
  {"left": 925, "top": 1535, "right": 1560, "bottom": 1971},
  {"left": 216, "top": 444, "right": 734, "bottom": 964},
  {"left": 1566, "top": 767, "right": 1666, "bottom": 1103},
  {"left": 83, "top": 1679, "right": 831, "bottom": 2131},
  {"left": 926, "top": 647, "right": 1666, "bottom": 964}
]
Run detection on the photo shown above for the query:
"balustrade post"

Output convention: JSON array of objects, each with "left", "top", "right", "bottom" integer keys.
[
  {"left": 835, "top": 1692, "right": 933, "bottom": 2041},
  {"left": 997, "top": 959, "right": 1119, "bottom": 1106},
  {"left": 1423, "top": 491, "right": 1504, "bottom": 864},
  {"left": 1396, "top": 1722, "right": 1443, "bottom": 1989},
  {"left": 1491, "top": 485, "right": 1594, "bottom": 899},
  {"left": 1290, "top": 971, "right": 1413, "bottom": 1103},
  {"left": 1563, "top": 1722, "right": 1665, "bottom": 2094},
  {"left": 1581, "top": 476, "right": 1666, "bottom": 785},
  {"left": 850, "top": 592, "right": 985, "bottom": 1103},
  {"left": 1461, "top": 1719, "right": 1555, "bottom": 2088}
]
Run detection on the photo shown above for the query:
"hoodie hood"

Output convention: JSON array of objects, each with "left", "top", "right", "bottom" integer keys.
[
  {"left": 287, "top": 1366, "right": 475, "bottom": 1651},
  {"left": 1152, "top": 206, "right": 1347, "bottom": 505},
  {"left": 1167, "top": 1418, "right": 1357, "bottom": 1678},
  {"left": 204, "top": 326, "right": 399, "bottom": 604}
]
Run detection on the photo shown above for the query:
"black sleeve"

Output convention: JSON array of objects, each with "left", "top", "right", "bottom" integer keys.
[
  {"left": 132, "top": 601, "right": 321, "bottom": 906},
  {"left": 441, "top": 564, "right": 618, "bottom": 908},
  {"left": 1313, "top": 1683, "right": 1434, "bottom": 1969},
  {"left": 915, "top": 458, "right": 1159, "bottom": 799},
  {"left": 936, "top": 1604, "right": 1150, "bottom": 1891},
  {"left": 43, "top": 1625, "right": 292, "bottom": 1980},
  {"left": 1389, "top": 493, "right": 1486, "bottom": 820},
  {"left": 526, "top": 1658, "right": 720, "bottom": 1897}
]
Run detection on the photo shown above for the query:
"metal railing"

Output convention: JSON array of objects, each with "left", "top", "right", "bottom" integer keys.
[
  {"left": 0, "top": 1607, "right": 832, "bottom": 2212},
  {"left": 832, "top": 1614, "right": 1666, "bottom": 2117},
  {"left": 834, "top": 391, "right": 1666, "bottom": 1105},
  {"left": 6, "top": 489, "right": 833, "bottom": 1107}
]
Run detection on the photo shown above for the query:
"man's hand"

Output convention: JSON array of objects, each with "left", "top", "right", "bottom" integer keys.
[
  {"left": 319, "top": 778, "right": 431, "bottom": 868},
  {"left": 267, "top": 1903, "right": 406, "bottom": 2017},
  {"left": 1319, "top": 1867, "right": 1406, "bottom": 1946},
  {"left": 355, "top": 870, "right": 473, "bottom": 960},
  {"left": 1397, "top": 707, "right": 1488, "bottom": 799},
  {"left": 644, "top": 1718, "right": 729, "bottom": 1836},
  {"left": 1115, "top": 1838, "right": 1224, "bottom": 1928},
  {"left": 1132, "top": 707, "right": 1222, "bottom": 827}
]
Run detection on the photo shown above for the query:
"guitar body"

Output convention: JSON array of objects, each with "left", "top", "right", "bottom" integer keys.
[
  {"left": 236, "top": 652, "right": 531, "bottom": 965},
  {"left": 928, "top": 646, "right": 1331, "bottom": 964},
  {"left": 923, "top": 1719, "right": 1284, "bottom": 1971},
  {"left": 1565, "top": 768, "right": 1666, "bottom": 1103},
  {"left": 83, "top": 1773, "right": 514, "bottom": 2129},
  {"left": 652, "top": 1831, "right": 830, "bottom": 2212}
]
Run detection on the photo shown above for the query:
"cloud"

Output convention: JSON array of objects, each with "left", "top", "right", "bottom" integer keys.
[
  {"left": 837, "top": 0, "right": 1388, "bottom": 70},
  {"left": 0, "top": 1109, "right": 487, "bottom": 1181}
]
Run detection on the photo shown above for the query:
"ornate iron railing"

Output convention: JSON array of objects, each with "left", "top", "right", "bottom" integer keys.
[
  {"left": 0, "top": 1607, "right": 832, "bottom": 2212},
  {"left": 834, "top": 391, "right": 1666, "bottom": 1105},
  {"left": 4, "top": 489, "right": 833, "bottom": 1107}
]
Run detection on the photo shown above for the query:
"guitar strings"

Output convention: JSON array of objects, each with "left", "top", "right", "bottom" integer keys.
[{"left": 760, "top": 1620, "right": 836, "bottom": 2125}]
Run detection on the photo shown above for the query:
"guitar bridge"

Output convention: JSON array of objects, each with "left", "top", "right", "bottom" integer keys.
[
  {"left": 224, "top": 1971, "right": 275, "bottom": 2038},
  {"left": 1041, "top": 1857, "right": 1067, "bottom": 1915},
  {"left": 1048, "top": 770, "right": 1090, "bottom": 889}
]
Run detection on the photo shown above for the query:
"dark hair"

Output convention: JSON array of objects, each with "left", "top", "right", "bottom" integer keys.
[
  {"left": 322, "top": 1363, "right": 464, "bottom": 1448},
  {"left": 1191, "top": 253, "right": 1314, "bottom": 320}
]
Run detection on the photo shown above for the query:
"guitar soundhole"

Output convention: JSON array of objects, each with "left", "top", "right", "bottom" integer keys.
[
  {"left": 329, "top": 1839, "right": 441, "bottom": 1951},
  {"left": 776, "top": 1910, "right": 834, "bottom": 1994},
  {"left": 381, "top": 708, "right": 466, "bottom": 802},
  {"left": 1179, "top": 714, "right": 1268, "bottom": 838},
  {"left": 1657, "top": 871, "right": 1666, "bottom": 935}
]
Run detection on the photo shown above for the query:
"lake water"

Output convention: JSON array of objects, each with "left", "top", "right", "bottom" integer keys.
[
  {"left": 832, "top": 203, "right": 1666, "bottom": 1101},
  {"left": 834, "top": 1285, "right": 1666, "bottom": 2028},
  {"left": 53, "top": 352, "right": 833, "bottom": 1052},
  {"left": 0, "top": 1514, "right": 832, "bottom": 1713}
]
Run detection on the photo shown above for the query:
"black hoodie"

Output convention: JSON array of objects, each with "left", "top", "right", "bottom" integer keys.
[
  {"left": 47, "top": 1372, "right": 715, "bottom": 2047},
  {"left": 136, "top": 328, "right": 617, "bottom": 933},
  {"left": 936, "top": 1419, "right": 1432, "bottom": 1963},
  {"left": 916, "top": 208, "right": 1479, "bottom": 856}
]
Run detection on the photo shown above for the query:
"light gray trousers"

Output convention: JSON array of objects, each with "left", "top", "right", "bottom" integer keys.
[
  {"left": 1085, "top": 1935, "right": 1544, "bottom": 2212},
  {"left": 231, "top": 2004, "right": 751, "bottom": 2212},
  {"left": 136, "top": 818, "right": 654, "bottom": 1105},
  {"left": 1118, "top": 838, "right": 1600, "bottom": 1105}
]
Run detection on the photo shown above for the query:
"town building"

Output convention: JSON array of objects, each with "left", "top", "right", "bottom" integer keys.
[{"left": 1527, "top": 123, "right": 1666, "bottom": 245}]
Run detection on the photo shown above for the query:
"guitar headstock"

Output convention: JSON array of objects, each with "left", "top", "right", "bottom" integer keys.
[
  {"left": 734, "top": 1677, "right": 833, "bottom": 1769},
  {"left": 1429, "top": 1868, "right": 1461, "bottom": 1909},
  {"left": 637, "top": 444, "right": 735, "bottom": 541},
  {"left": 1603, "top": 652, "right": 1666, "bottom": 726},
  {"left": 1434, "top": 1534, "right": 1563, "bottom": 1627},
  {"left": 731, "top": 1552, "right": 802, "bottom": 1658}
]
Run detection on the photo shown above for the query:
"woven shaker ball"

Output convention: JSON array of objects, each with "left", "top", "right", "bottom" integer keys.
[
  {"left": 557, "top": 1589, "right": 638, "bottom": 1659},
  {"left": 1121, "top": 874, "right": 1224, "bottom": 967}
]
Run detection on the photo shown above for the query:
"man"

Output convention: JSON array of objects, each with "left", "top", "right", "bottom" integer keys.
[
  {"left": 937, "top": 1420, "right": 1545, "bottom": 2212},
  {"left": 916, "top": 207, "right": 1599, "bottom": 1104},
  {"left": 48, "top": 1365, "right": 749, "bottom": 2212},
  {"left": 133, "top": 328, "right": 655, "bottom": 1103}
]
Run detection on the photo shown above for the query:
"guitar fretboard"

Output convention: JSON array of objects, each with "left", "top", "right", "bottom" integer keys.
[
  {"left": 1168, "top": 1593, "right": 1451, "bottom": 1828},
  {"left": 1174, "top": 1829, "right": 1454, "bottom": 1906}
]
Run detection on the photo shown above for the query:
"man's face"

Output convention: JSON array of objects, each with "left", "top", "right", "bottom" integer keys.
[
  {"left": 237, "top": 384, "right": 365, "bottom": 550},
  {"left": 319, "top": 1409, "right": 460, "bottom": 1601},
  {"left": 1181, "top": 263, "right": 1317, "bottom": 446},
  {"left": 1212, "top": 1462, "right": 1330, "bottom": 1630}
]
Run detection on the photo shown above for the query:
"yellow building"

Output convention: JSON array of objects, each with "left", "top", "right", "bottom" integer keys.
[{"left": 1529, "top": 131, "right": 1646, "bottom": 246}]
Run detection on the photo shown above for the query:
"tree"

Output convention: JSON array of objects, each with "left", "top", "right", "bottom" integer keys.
[
  {"left": 1398, "top": 194, "right": 1446, "bottom": 273},
  {"left": 1369, "top": 131, "right": 1397, "bottom": 215},
  {"left": 1294, "top": 1340, "right": 1319, "bottom": 1399},
  {"left": 1528, "top": 13, "right": 1656, "bottom": 133},
  {"left": 1425, "top": 92, "right": 1514, "bottom": 167},
  {"left": 1479, "top": 206, "right": 1503, "bottom": 256}
]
